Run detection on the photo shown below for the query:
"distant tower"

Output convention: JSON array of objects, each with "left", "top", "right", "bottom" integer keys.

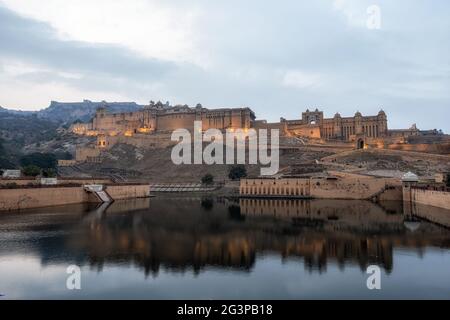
[
  {"left": 354, "top": 111, "right": 363, "bottom": 135},
  {"left": 377, "top": 110, "right": 388, "bottom": 136},
  {"left": 93, "top": 106, "right": 107, "bottom": 130},
  {"left": 333, "top": 112, "right": 342, "bottom": 138}
]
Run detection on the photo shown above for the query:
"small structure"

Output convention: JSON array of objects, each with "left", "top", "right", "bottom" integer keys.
[
  {"left": 2, "top": 170, "right": 21, "bottom": 178},
  {"left": 40, "top": 178, "right": 57, "bottom": 185},
  {"left": 57, "top": 160, "right": 77, "bottom": 167},
  {"left": 402, "top": 172, "right": 419, "bottom": 205},
  {"left": 435, "top": 172, "right": 449, "bottom": 185},
  {"left": 402, "top": 172, "right": 419, "bottom": 183},
  {"left": 83, "top": 184, "right": 113, "bottom": 203}
]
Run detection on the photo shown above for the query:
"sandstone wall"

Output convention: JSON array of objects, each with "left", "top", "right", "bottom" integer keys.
[
  {"left": 105, "top": 184, "right": 150, "bottom": 200},
  {"left": 0, "top": 184, "right": 150, "bottom": 211},
  {"left": 410, "top": 188, "right": 450, "bottom": 210},
  {"left": 0, "top": 178, "right": 112, "bottom": 186},
  {"left": 378, "top": 186, "right": 403, "bottom": 201},
  {"left": 386, "top": 142, "right": 450, "bottom": 155},
  {"left": 0, "top": 187, "right": 89, "bottom": 211},
  {"left": 240, "top": 174, "right": 397, "bottom": 200},
  {"left": 309, "top": 176, "right": 388, "bottom": 200},
  {"left": 75, "top": 147, "right": 101, "bottom": 161}
]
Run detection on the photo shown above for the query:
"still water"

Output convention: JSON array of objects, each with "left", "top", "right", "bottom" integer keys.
[{"left": 1, "top": 196, "right": 450, "bottom": 299}]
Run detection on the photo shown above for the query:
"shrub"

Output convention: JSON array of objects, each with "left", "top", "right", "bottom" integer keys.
[
  {"left": 22, "top": 165, "right": 41, "bottom": 177},
  {"left": 42, "top": 168, "right": 56, "bottom": 178},
  {"left": 20, "top": 153, "right": 57, "bottom": 169},
  {"left": 6, "top": 182, "right": 17, "bottom": 189},
  {"left": 228, "top": 165, "right": 247, "bottom": 180},
  {"left": 201, "top": 173, "right": 214, "bottom": 185}
]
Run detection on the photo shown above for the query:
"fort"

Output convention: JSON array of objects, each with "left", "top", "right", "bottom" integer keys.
[{"left": 69, "top": 101, "right": 449, "bottom": 164}]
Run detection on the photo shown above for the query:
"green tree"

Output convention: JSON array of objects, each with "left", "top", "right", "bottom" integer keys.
[
  {"left": 56, "top": 151, "right": 73, "bottom": 160},
  {"left": 22, "top": 165, "right": 41, "bottom": 177},
  {"left": 20, "top": 153, "right": 57, "bottom": 169},
  {"left": 0, "top": 138, "right": 14, "bottom": 169},
  {"left": 0, "top": 137, "right": 4, "bottom": 154},
  {"left": 201, "top": 173, "right": 214, "bottom": 185},
  {"left": 228, "top": 165, "right": 247, "bottom": 180},
  {"left": 42, "top": 168, "right": 56, "bottom": 178}
]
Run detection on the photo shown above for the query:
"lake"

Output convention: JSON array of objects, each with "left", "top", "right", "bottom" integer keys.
[{"left": 1, "top": 196, "right": 450, "bottom": 299}]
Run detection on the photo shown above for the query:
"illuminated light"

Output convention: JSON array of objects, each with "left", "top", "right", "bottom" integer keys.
[
  {"left": 137, "top": 127, "right": 151, "bottom": 133},
  {"left": 124, "top": 130, "right": 133, "bottom": 137}
]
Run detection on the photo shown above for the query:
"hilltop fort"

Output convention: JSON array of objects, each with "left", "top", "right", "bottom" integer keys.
[{"left": 68, "top": 101, "right": 449, "bottom": 164}]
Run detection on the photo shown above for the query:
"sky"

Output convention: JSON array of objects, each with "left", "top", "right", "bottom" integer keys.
[{"left": 0, "top": 0, "right": 449, "bottom": 132}]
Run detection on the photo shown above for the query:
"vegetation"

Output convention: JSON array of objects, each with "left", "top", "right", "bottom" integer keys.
[
  {"left": 55, "top": 151, "right": 73, "bottom": 160},
  {"left": 42, "top": 168, "right": 56, "bottom": 178},
  {"left": 228, "top": 165, "right": 247, "bottom": 180},
  {"left": 20, "top": 153, "right": 57, "bottom": 169},
  {"left": 201, "top": 173, "right": 214, "bottom": 185},
  {"left": 0, "top": 113, "right": 58, "bottom": 149},
  {"left": 22, "top": 165, "right": 41, "bottom": 177},
  {"left": 0, "top": 138, "right": 14, "bottom": 169},
  {"left": 5, "top": 182, "right": 18, "bottom": 189}
]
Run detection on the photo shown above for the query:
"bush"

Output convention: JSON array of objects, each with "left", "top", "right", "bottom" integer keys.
[
  {"left": 42, "top": 168, "right": 56, "bottom": 178},
  {"left": 22, "top": 165, "right": 41, "bottom": 177},
  {"left": 20, "top": 153, "right": 57, "bottom": 169},
  {"left": 228, "top": 165, "right": 247, "bottom": 180},
  {"left": 201, "top": 173, "right": 214, "bottom": 185}
]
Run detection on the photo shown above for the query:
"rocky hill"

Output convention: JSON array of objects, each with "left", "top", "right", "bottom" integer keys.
[
  {"left": 1, "top": 100, "right": 145, "bottom": 125},
  {"left": 38, "top": 100, "right": 144, "bottom": 124}
]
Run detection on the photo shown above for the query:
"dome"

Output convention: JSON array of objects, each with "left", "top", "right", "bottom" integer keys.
[
  {"left": 355, "top": 111, "right": 362, "bottom": 117},
  {"left": 378, "top": 109, "right": 386, "bottom": 115},
  {"left": 334, "top": 112, "right": 341, "bottom": 118},
  {"left": 402, "top": 172, "right": 419, "bottom": 182},
  {"left": 404, "top": 221, "right": 421, "bottom": 232}
]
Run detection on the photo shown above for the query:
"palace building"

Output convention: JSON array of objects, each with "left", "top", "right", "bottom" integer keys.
[
  {"left": 72, "top": 103, "right": 255, "bottom": 136},
  {"left": 72, "top": 104, "right": 389, "bottom": 142},
  {"left": 281, "top": 108, "right": 388, "bottom": 141},
  {"left": 69, "top": 101, "right": 448, "bottom": 162}
]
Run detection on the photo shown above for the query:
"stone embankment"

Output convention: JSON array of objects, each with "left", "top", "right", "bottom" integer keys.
[
  {"left": 0, "top": 184, "right": 150, "bottom": 211},
  {"left": 149, "top": 183, "right": 221, "bottom": 192}
]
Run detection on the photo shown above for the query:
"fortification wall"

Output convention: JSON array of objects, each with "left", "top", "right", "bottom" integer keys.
[
  {"left": 0, "top": 187, "right": 89, "bottom": 211},
  {"left": 309, "top": 176, "right": 388, "bottom": 200},
  {"left": 409, "top": 188, "right": 450, "bottom": 210},
  {"left": 105, "top": 184, "right": 150, "bottom": 200},
  {"left": 75, "top": 147, "right": 101, "bottom": 162},
  {"left": 240, "top": 174, "right": 398, "bottom": 200},
  {"left": 386, "top": 142, "right": 450, "bottom": 155},
  {"left": 0, "top": 178, "right": 112, "bottom": 186},
  {"left": 156, "top": 113, "right": 196, "bottom": 132},
  {"left": 0, "top": 184, "right": 150, "bottom": 211}
]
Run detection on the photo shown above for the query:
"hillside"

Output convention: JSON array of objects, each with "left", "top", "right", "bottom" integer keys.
[
  {"left": 0, "top": 101, "right": 144, "bottom": 167},
  {"left": 38, "top": 100, "right": 144, "bottom": 124},
  {"left": 1, "top": 100, "right": 145, "bottom": 125}
]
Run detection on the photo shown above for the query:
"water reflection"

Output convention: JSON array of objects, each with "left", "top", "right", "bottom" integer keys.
[{"left": 1, "top": 197, "right": 450, "bottom": 279}]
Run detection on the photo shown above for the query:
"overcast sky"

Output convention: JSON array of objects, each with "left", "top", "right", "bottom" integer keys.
[{"left": 0, "top": 0, "right": 449, "bottom": 131}]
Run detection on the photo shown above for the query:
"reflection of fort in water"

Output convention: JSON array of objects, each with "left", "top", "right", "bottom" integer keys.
[{"left": 68, "top": 197, "right": 450, "bottom": 276}]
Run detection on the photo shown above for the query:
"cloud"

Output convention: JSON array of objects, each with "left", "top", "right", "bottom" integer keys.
[
  {"left": 0, "top": 5, "right": 176, "bottom": 81},
  {"left": 282, "top": 71, "right": 323, "bottom": 90},
  {"left": 0, "top": 1, "right": 449, "bottom": 132},
  {"left": 0, "top": 0, "right": 200, "bottom": 63}
]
